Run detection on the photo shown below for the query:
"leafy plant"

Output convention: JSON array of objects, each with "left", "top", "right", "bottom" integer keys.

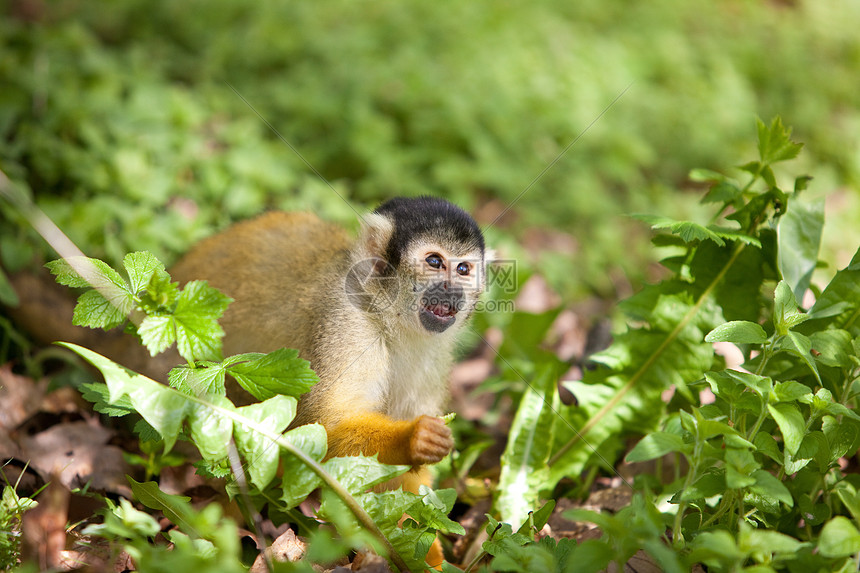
[
  {"left": 479, "top": 117, "right": 860, "bottom": 570},
  {"left": 44, "top": 249, "right": 464, "bottom": 571},
  {"left": 0, "top": 482, "right": 38, "bottom": 569}
]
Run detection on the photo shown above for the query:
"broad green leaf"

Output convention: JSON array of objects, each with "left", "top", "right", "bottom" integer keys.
[
  {"left": 777, "top": 331, "right": 821, "bottom": 383},
  {"left": 48, "top": 257, "right": 134, "bottom": 324},
  {"left": 625, "top": 431, "right": 689, "bottom": 463},
  {"left": 233, "top": 395, "right": 297, "bottom": 490},
  {"left": 187, "top": 400, "right": 233, "bottom": 463},
  {"left": 633, "top": 214, "right": 725, "bottom": 246},
  {"left": 805, "top": 247, "right": 860, "bottom": 329},
  {"left": 834, "top": 481, "right": 860, "bottom": 523},
  {"left": 706, "top": 370, "right": 772, "bottom": 400},
  {"left": 748, "top": 469, "right": 793, "bottom": 508},
  {"left": 225, "top": 348, "right": 319, "bottom": 400},
  {"left": 767, "top": 402, "right": 805, "bottom": 457},
  {"left": 725, "top": 447, "right": 758, "bottom": 489},
  {"left": 810, "top": 329, "right": 854, "bottom": 369},
  {"left": 128, "top": 478, "right": 193, "bottom": 530},
  {"left": 771, "top": 380, "right": 812, "bottom": 403},
  {"left": 322, "top": 455, "right": 408, "bottom": 494},
  {"left": 123, "top": 251, "right": 165, "bottom": 295},
  {"left": 281, "top": 423, "right": 328, "bottom": 462},
  {"left": 497, "top": 363, "right": 559, "bottom": 529},
  {"left": 705, "top": 321, "right": 767, "bottom": 344},
  {"left": 818, "top": 516, "right": 860, "bottom": 558},
  {"left": 61, "top": 342, "right": 186, "bottom": 451},
  {"left": 778, "top": 197, "right": 824, "bottom": 301},
  {"left": 675, "top": 471, "right": 725, "bottom": 502}
]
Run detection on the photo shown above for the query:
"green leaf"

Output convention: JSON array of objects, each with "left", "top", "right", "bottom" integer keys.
[
  {"left": 128, "top": 478, "right": 193, "bottom": 530},
  {"left": 80, "top": 382, "right": 136, "bottom": 417},
  {"left": 834, "top": 481, "right": 860, "bottom": 523},
  {"left": 496, "top": 363, "right": 559, "bottom": 529},
  {"left": 778, "top": 197, "right": 824, "bottom": 301},
  {"left": 187, "top": 399, "right": 233, "bottom": 463},
  {"left": 224, "top": 349, "right": 318, "bottom": 400},
  {"left": 232, "top": 396, "right": 297, "bottom": 490},
  {"left": 322, "top": 455, "right": 408, "bottom": 494},
  {"left": 625, "top": 431, "right": 689, "bottom": 463},
  {"left": 632, "top": 214, "right": 725, "bottom": 246},
  {"left": 172, "top": 280, "right": 232, "bottom": 363},
  {"left": 777, "top": 331, "right": 821, "bottom": 383},
  {"left": 707, "top": 370, "right": 772, "bottom": 400},
  {"left": 169, "top": 363, "right": 227, "bottom": 396},
  {"left": 757, "top": 116, "right": 803, "bottom": 166},
  {"left": 137, "top": 315, "right": 177, "bottom": 357},
  {"left": 61, "top": 343, "right": 186, "bottom": 451},
  {"left": 818, "top": 516, "right": 860, "bottom": 558},
  {"left": 767, "top": 402, "right": 806, "bottom": 457},
  {"left": 805, "top": 247, "right": 860, "bottom": 328},
  {"left": 48, "top": 257, "right": 135, "bottom": 324},
  {"left": 748, "top": 469, "right": 793, "bottom": 508},
  {"left": 810, "top": 330, "right": 854, "bottom": 369},
  {"left": 123, "top": 251, "right": 166, "bottom": 295},
  {"left": 773, "top": 280, "right": 810, "bottom": 335},
  {"left": 705, "top": 321, "right": 767, "bottom": 344}
]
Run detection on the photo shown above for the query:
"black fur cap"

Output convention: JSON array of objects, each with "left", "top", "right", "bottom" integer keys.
[{"left": 373, "top": 196, "right": 485, "bottom": 271}]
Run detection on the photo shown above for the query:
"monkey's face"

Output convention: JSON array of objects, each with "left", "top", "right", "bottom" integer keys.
[{"left": 403, "top": 244, "right": 486, "bottom": 335}]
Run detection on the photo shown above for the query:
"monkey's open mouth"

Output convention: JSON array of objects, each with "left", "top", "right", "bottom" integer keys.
[
  {"left": 423, "top": 302, "right": 457, "bottom": 319},
  {"left": 419, "top": 300, "right": 458, "bottom": 333}
]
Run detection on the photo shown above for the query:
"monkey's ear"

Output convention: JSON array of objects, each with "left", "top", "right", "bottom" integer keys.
[{"left": 355, "top": 212, "right": 394, "bottom": 260}]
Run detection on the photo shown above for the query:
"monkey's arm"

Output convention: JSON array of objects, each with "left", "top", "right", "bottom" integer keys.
[{"left": 324, "top": 412, "right": 453, "bottom": 466}]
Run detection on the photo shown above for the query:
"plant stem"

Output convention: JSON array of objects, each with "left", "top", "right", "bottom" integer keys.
[
  {"left": 550, "top": 242, "right": 747, "bottom": 467},
  {"left": 189, "top": 396, "right": 411, "bottom": 572}
]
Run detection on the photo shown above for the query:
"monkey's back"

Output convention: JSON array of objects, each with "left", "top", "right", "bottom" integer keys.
[{"left": 170, "top": 211, "right": 351, "bottom": 357}]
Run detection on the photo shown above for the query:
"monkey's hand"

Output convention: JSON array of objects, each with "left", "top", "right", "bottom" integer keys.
[{"left": 409, "top": 415, "right": 454, "bottom": 465}]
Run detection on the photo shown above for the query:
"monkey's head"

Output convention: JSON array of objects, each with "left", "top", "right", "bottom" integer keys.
[{"left": 347, "top": 196, "right": 487, "bottom": 337}]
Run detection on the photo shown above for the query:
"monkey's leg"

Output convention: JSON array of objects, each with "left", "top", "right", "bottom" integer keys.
[{"left": 324, "top": 412, "right": 453, "bottom": 466}]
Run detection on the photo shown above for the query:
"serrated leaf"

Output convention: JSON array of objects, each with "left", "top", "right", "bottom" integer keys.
[
  {"left": 225, "top": 348, "right": 318, "bottom": 400},
  {"left": 805, "top": 247, "right": 860, "bottom": 328},
  {"left": 137, "top": 315, "right": 177, "bottom": 356},
  {"left": 169, "top": 363, "right": 227, "bottom": 396},
  {"left": 705, "top": 321, "right": 767, "bottom": 344},
  {"left": 757, "top": 116, "right": 803, "bottom": 166},
  {"left": 497, "top": 363, "right": 559, "bottom": 529},
  {"left": 172, "top": 280, "right": 232, "bottom": 363},
  {"left": 48, "top": 257, "right": 134, "bottom": 319},
  {"left": 79, "top": 382, "right": 135, "bottom": 416},
  {"left": 123, "top": 251, "right": 165, "bottom": 295},
  {"left": 778, "top": 197, "right": 824, "bottom": 301},
  {"left": 72, "top": 289, "right": 127, "bottom": 329},
  {"left": 632, "top": 214, "right": 725, "bottom": 246}
]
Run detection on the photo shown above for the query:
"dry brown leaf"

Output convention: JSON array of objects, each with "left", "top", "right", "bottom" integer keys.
[
  {"left": 0, "top": 363, "right": 48, "bottom": 430},
  {"left": 18, "top": 420, "right": 131, "bottom": 496}
]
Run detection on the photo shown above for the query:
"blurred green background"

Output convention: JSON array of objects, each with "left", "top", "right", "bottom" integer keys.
[{"left": 2, "top": 0, "right": 859, "bottom": 300}]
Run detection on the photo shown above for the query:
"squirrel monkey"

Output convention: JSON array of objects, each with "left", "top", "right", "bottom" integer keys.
[
  {"left": 168, "top": 196, "right": 487, "bottom": 478},
  {"left": 8, "top": 196, "right": 486, "bottom": 567}
]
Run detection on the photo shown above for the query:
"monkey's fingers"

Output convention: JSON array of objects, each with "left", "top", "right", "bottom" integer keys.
[{"left": 409, "top": 415, "right": 454, "bottom": 465}]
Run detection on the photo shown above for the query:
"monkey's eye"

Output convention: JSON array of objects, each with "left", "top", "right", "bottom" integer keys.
[
  {"left": 456, "top": 262, "right": 471, "bottom": 276},
  {"left": 425, "top": 254, "right": 444, "bottom": 269}
]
